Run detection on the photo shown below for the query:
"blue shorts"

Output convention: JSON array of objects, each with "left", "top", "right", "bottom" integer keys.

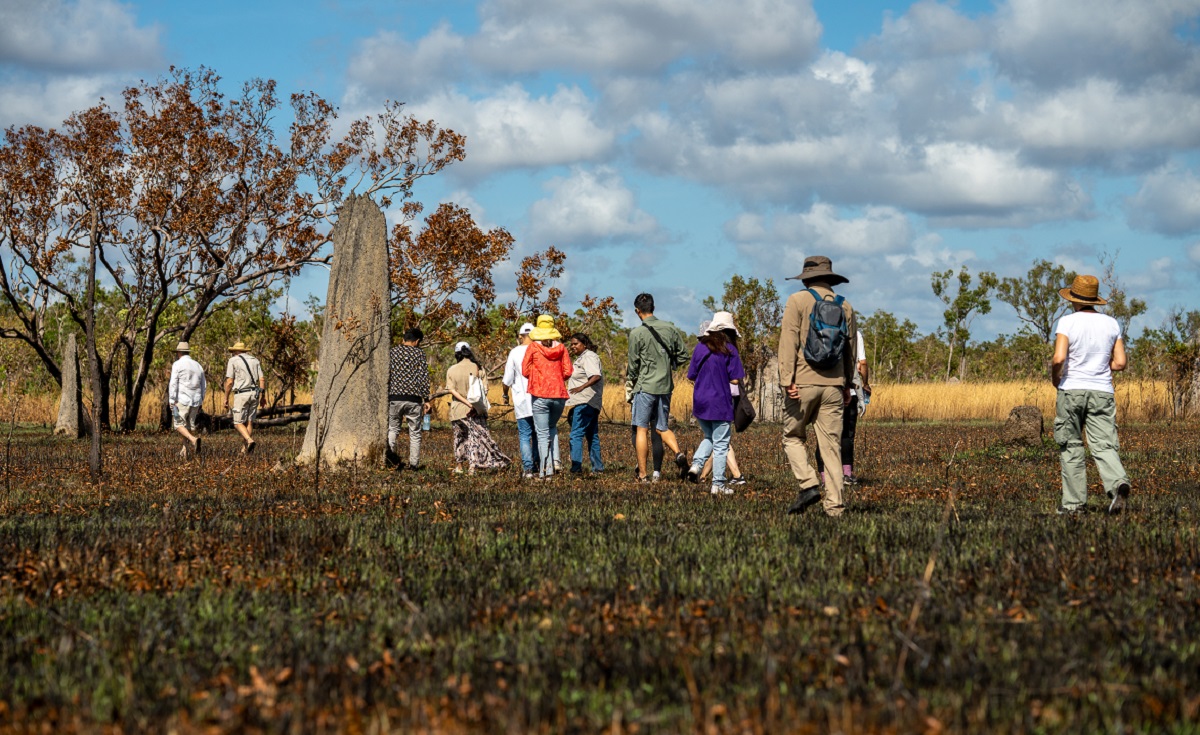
[{"left": 631, "top": 392, "right": 670, "bottom": 432}]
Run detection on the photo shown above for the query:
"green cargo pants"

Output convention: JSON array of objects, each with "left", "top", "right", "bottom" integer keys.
[{"left": 1054, "top": 389, "right": 1130, "bottom": 510}]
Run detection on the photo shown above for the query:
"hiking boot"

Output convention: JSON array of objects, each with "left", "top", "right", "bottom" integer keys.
[
  {"left": 787, "top": 487, "right": 822, "bottom": 515},
  {"left": 686, "top": 466, "right": 701, "bottom": 484},
  {"left": 675, "top": 452, "right": 689, "bottom": 480},
  {"left": 245, "top": 440, "right": 257, "bottom": 455},
  {"left": 710, "top": 483, "right": 733, "bottom": 495},
  {"left": 193, "top": 436, "right": 202, "bottom": 456},
  {"left": 1108, "top": 482, "right": 1131, "bottom": 516}
]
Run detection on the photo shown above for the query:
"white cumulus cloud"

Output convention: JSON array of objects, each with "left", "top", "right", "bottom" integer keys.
[
  {"left": 528, "top": 167, "right": 662, "bottom": 247},
  {"left": 1126, "top": 165, "right": 1200, "bottom": 236},
  {"left": 409, "top": 85, "right": 615, "bottom": 178},
  {"left": 0, "top": 0, "right": 161, "bottom": 71}
]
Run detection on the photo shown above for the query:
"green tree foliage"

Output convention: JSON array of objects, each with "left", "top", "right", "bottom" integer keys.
[
  {"left": 996, "top": 259, "right": 1078, "bottom": 342},
  {"left": 1099, "top": 250, "right": 1147, "bottom": 338},
  {"left": 1131, "top": 309, "right": 1200, "bottom": 417},
  {"left": 931, "top": 266, "right": 998, "bottom": 381},
  {"left": 858, "top": 310, "right": 919, "bottom": 383}
]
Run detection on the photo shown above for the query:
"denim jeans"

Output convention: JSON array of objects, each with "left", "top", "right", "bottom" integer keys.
[
  {"left": 531, "top": 397, "right": 565, "bottom": 476},
  {"left": 569, "top": 404, "right": 603, "bottom": 472},
  {"left": 690, "top": 418, "right": 732, "bottom": 484},
  {"left": 515, "top": 416, "right": 540, "bottom": 474}
]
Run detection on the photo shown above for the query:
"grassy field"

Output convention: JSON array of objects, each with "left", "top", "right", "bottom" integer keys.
[
  {"left": 10, "top": 378, "right": 1176, "bottom": 430},
  {"left": 1, "top": 417, "right": 1199, "bottom": 733}
]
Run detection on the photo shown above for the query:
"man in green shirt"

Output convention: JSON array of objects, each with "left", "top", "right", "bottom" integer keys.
[{"left": 627, "top": 292, "right": 689, "bottom": 482}]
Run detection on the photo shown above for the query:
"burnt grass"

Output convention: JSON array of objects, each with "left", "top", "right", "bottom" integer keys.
[{"left": 1, "top": 420, "right": 1199, "bottom": 733}]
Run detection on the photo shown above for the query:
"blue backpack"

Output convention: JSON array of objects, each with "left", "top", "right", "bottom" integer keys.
[{"left": 803, "top": 288, "right": 848, "bottom": 369}]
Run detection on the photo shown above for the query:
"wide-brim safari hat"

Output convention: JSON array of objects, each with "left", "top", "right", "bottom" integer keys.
[
  {"left": 175, "top": 341, "right": 190, "bottom": 352},
  {"left": 1059, "top": 274, "right": 1107, "bottom": 305},
  {"left": 227, "top": 341, "right": 249, "bottom": 352},
  {"left": 786, "top": 255, "right": 848, "bottom": 286},
  {"left": 528, "top": 314, "right": 562, "bottom": 342},
  {"left": 705, "top": 311, "right": 741, "bottom": 338}
]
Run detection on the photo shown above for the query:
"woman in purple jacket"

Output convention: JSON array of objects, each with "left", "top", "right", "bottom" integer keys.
[{"left": 685, "top": 311, "right": 746, "bottom": 494}]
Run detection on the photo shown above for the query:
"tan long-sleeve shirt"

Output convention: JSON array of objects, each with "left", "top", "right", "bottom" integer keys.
[{"left": 777, "top": 282, "right": 857, "bottom": 388}]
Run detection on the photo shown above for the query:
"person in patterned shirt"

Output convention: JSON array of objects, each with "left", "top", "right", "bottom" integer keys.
[{"left": 387, "top": 327, "right": 431, "bottom": 469}]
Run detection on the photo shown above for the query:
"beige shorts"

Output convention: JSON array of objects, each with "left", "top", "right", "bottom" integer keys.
[
  {"left": 231, "top": 391, "right": 259, "bottom": 425},
  {"left": 172, "top": 404, "right": 200, "bottom": 431}
]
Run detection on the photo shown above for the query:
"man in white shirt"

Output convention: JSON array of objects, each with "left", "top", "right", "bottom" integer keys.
[
  {"left": 502, "top": 323, "right": 542, "bottom": 478},
  {"left": 223, "top": 341, "right": 266, "bottom": 454},
  {"left": 168, "top": 341, "right": 206, "bottom": 458},
  {"left": 1051, "top": 274, "right": 1132, "bottom": 515}
]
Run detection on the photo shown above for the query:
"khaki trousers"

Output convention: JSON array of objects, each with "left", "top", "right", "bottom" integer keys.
[
  {"left": 782, "top": 385, "right": 845, "bottom": 516},
  {"left": 1054, "top": 389, "right": 1129, "bottom": 510}
]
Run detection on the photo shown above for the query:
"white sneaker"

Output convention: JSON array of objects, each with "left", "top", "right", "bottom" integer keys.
[
  {"left": 651, "top": 471, "right": 661, "bottom": 483},
  {"left": 710, "top": 483, "right": 733, "bottom": 495}
]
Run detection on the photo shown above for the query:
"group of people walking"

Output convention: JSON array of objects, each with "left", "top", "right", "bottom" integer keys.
[
  {"left": 172, "top": 253, "right": 1129, "bottom": 519},
  {"left": 384, "top": 253, "right": 1132, "bottom": 518},
  {"left": 167, "top": 340, "right": 267, "bottom": 458}
]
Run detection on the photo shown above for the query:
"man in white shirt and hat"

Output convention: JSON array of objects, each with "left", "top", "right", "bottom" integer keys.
[
  {"left": 223, "top": 341, "right": 266, "bottom": 454},
  {"left": 169, "top": 341, "right": 206, "bottom": 458},
  {"left": 502, "top": 322, "right": 541, "bottom": 478},
  {"left": 1051, "top": 274, "right": 1132, "bottom": 515}
]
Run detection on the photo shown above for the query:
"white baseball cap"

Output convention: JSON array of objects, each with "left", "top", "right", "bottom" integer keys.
[
  {"left": 454, "top": 341, "right": 471, "bottom": 352},
  {"left": 518, "top": 322, "right": 534, "bottom": 335}
]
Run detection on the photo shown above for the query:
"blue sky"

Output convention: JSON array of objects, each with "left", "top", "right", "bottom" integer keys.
[{"left": 3, "top": 0, "right": 1199, "bottom": 340}]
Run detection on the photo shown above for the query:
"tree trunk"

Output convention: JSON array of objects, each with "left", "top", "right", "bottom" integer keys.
[{"left": 86, "top": 215, "right": 102, "bottom": 479}]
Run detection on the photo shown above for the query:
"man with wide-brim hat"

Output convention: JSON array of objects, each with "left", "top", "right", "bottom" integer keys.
[
  {"left": 223, "top": 340, "right": 266, "bottom": 454},
  {"left": 777, "top": 255, "right": 857, "bottom": 517},
  {"left": 1051, "top": 274, "right": 1132, "bottom": 515},
  {"left": 168, "top": 340, "right": 206, "bottom": 459}
]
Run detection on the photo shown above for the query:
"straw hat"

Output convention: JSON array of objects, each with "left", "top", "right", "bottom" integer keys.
[
  {"left": 786, "top": 255, "right": 848, "bottom": 285},
  {"left": 1059, "top": 275, "right": 1107, "bottom": 305},
  {"left": 227, "top": 341, "right": 249, "bottom": 353},
  {"left": 175, "top": 341, "right": 190, "bottom": 352},
  {"left": 528, "top": 314, "right": 562, "bottom": 342},
  {"left": 705, "top": 311, "right": 741, "bottom": 338}
]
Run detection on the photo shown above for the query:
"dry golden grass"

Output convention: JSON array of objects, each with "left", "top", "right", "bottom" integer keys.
[
  {"left": 5, "top": 380, "right": 1172, "bottom": 426},
  {"left": 869, "top": 379, "right": 1172, "bottom": 423}
]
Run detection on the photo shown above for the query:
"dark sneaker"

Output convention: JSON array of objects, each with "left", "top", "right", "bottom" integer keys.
[
  {"left": 193, "top": 436, "right": 202, "bottom": 456},
  {"left": 675, "top": 452, "right": 689, "bottom": 480},
  {"left": 727, "top": 475, "right": 747, "bottom": 487},
  {"left": 844, "top": 473, "right": 860, "bottom": 485},
  {"left": 636, "top": 475, "right": 651, "bottom": 484},
  {"left": 1057, "top": 505, "right": 1084, "bottom": 516},
  {"left": 1108, "top": 482, "right": 1131, "bottom": 515},
  {"left": 686, "top": 467, "right": 700, "bottom": 484},
  {"left": 786, "top": 487, "right": 822, "bottom": 515}
]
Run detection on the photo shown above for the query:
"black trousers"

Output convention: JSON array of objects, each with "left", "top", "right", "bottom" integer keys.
[{"left": 815, "top": 394, "right": 858, "bottom": 472}]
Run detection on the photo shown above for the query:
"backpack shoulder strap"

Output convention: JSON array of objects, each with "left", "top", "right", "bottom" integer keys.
[{"left": 237, "top": 354, "right": 260, "bottom": 389}]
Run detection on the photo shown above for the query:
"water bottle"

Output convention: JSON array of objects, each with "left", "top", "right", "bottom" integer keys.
[{"left": 423, "top": 414, "right": 431, "bottom": 431}]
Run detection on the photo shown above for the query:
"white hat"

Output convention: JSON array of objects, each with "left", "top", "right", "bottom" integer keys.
[
  {"left": 519, "top": 322, "right": 534, "bottom": 335},
  {"left": 175, "top": 341, "right": 190, "bottom": 352},
  {"left": 454, "top": 341, "right": 471, "bottom": 353},
  {"left": 705, "top": 311, "right": 740, "bottom": 337}
]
